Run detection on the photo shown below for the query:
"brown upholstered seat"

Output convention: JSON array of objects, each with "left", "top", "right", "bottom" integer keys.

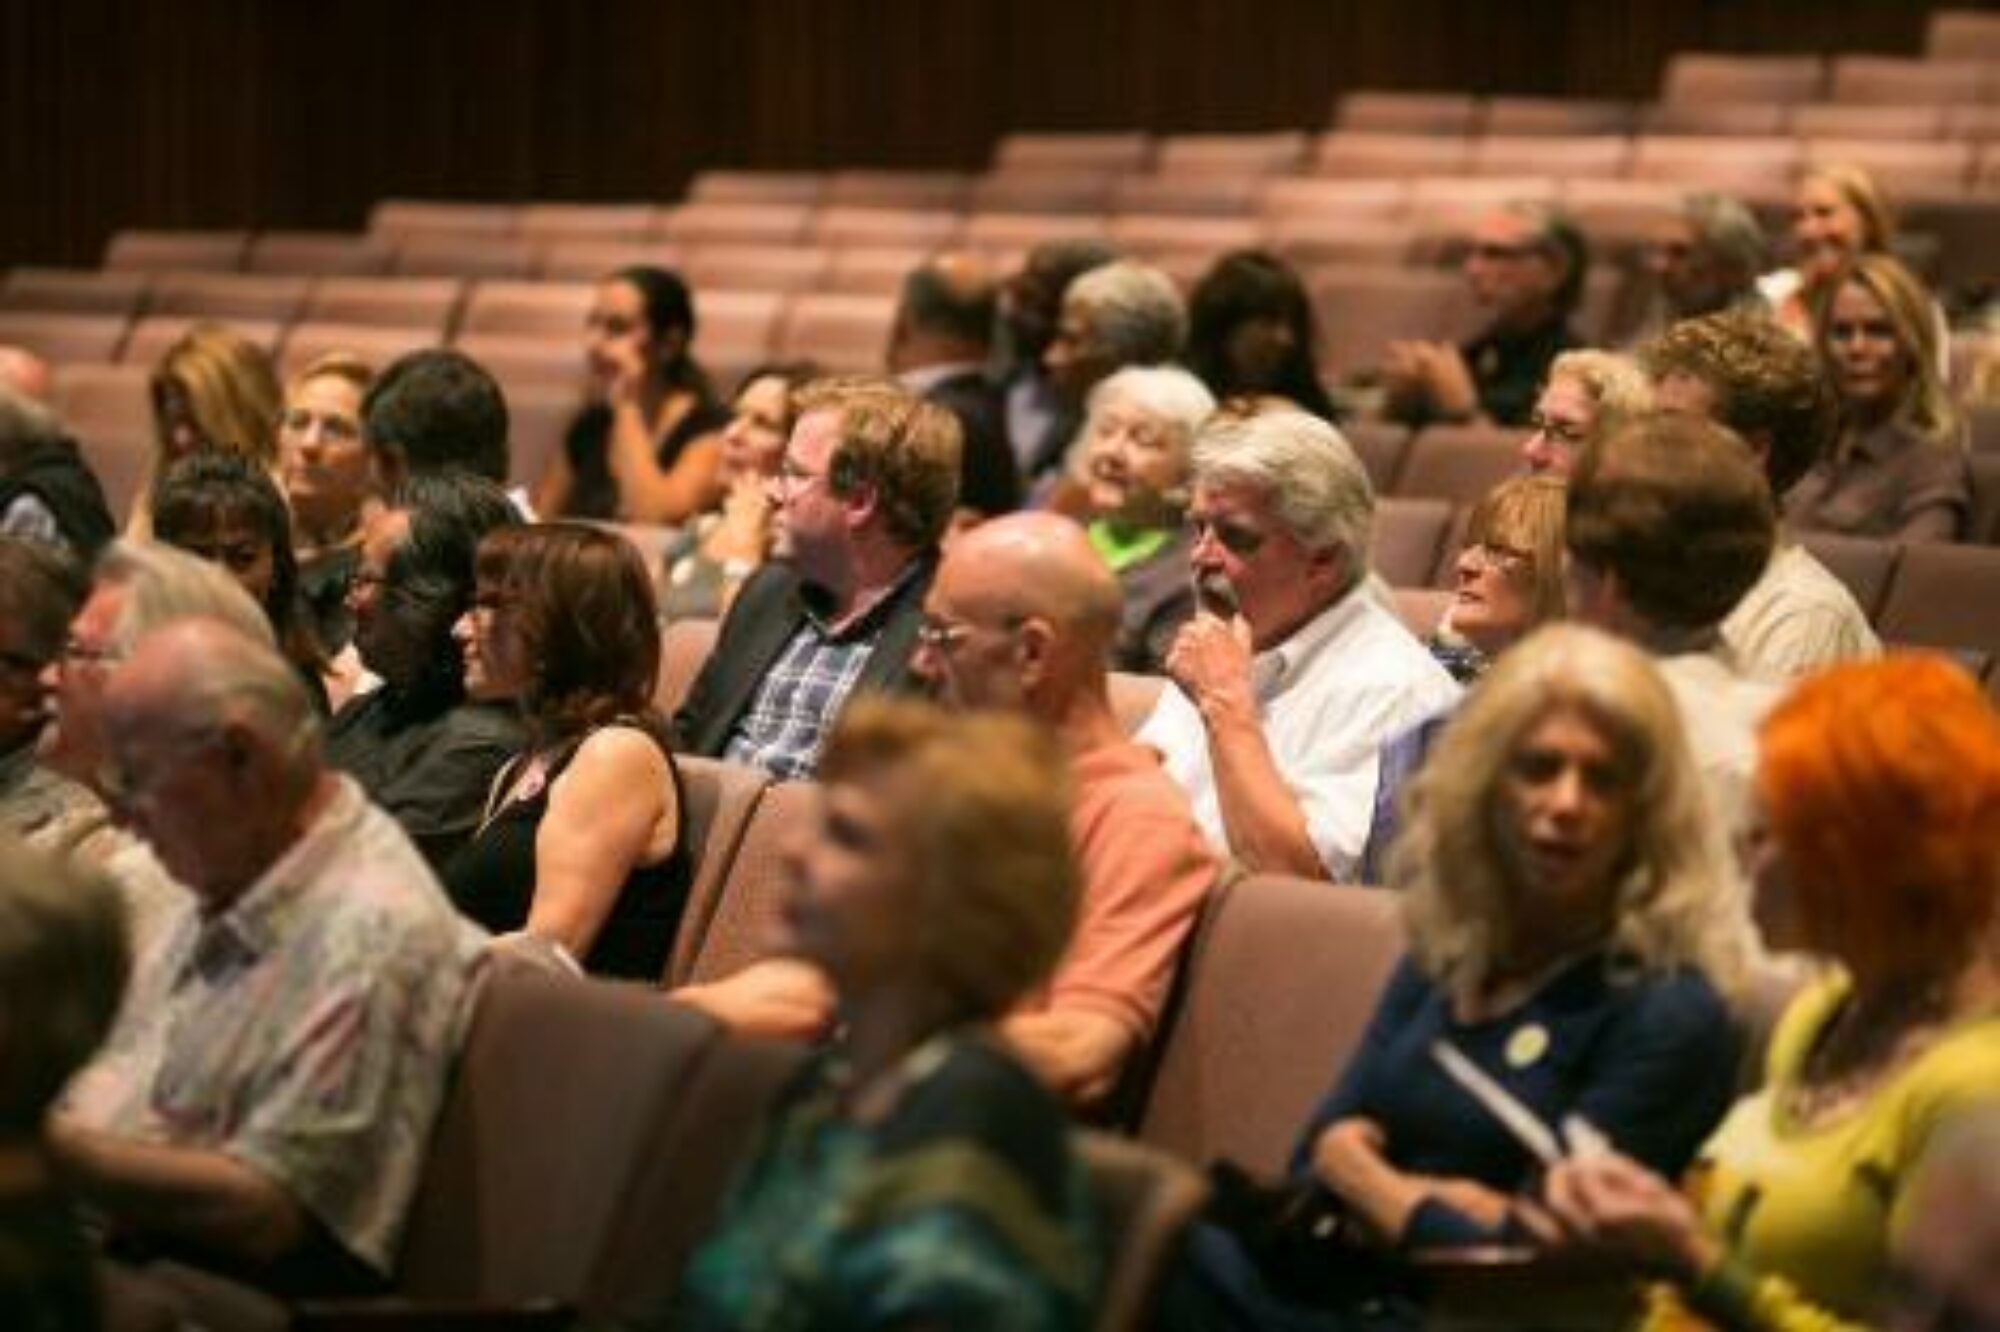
[
  {"left": 149, "top": 273, "right": 312, "bottom": 324},
  {"left": 277, "top": 323, "right": 440, "bottom": 381},
  {"left": 1876, "top": 542, "right": 2000, "bottom": 659},
  {"left": 1369, "top": 496, "right": 1454, "bottom": 588},
  {"left": 1659, "top": 54, "right": 1825, "bottom": 106},
  {"left": 0, "top": 267, "right": 151, "bottom": 318},
  {"left": 0, "top": 311, "right": 130, "bottom": 365},
  {"left": 119, "top": 316, "right": 282, "bottom": 367},
  {"left": 664, "top": 754, "right": 771, "bottom": 988},
  {"left": 245, "top": 232, "right": 396, "bottom": 277},
  {"left": 103, "top": 229, "right": 251, "bottom": 274},
  {"left": 457, "top": 281, "right": 595, "bottom": 338},
  {"left": 1076, "top": 1132, "right": 1210, "bottom": 1332},
  {"left": 1330, "top": 92, "right": 1480, "bottom": 136},
  {"left": 1393, "top": 424, "right": 1520, "bottom": 506},
  {"left": 304, "top": 277, "right": 464, "bottom": 333},
  {"left": 686, "top": 170, "right": 826, "bottom": 207},
  {"left": 685, "top": 780, "right": 818, "bottom": 985},
  {"left": 52, "top": 362, "right": 153, "bottom": 518},
  {"left": 1792, "top": 533, "right": 1902, "bottom": 623},
  {"left": 993, "top": 131, "right": 1154, "bottom": 173},
  {"left": 776, "top": 293, "right": 896, "bottom": 373}
]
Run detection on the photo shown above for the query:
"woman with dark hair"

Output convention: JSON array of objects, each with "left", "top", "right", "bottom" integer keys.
[
  {"left": 1187, "top": 250, "right": 1338, "bottom": 421},
  {"left": 534, "top": 266, "right": 731, "bottom": 524},
  {"left": 441, "top": 524, "right": 689, "bottom": 980},
  {"left": 151, "top": 451, "right": 333, "bottom": 713}
]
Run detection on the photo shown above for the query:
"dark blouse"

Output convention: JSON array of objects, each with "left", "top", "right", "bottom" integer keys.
[
  {"left": 560, "top": 399, "right": 733, "bottom": 520},
  {"left": 1460, "top": 317, "right": 1581, "bottom": 428},
  {"left": 440, "top": 724, "right": 692, "bottom": 981},
  {"left": 325, "top": 692, "right": 526, "bottom": 871},
  {"left": 1783, "top": 418, "right": 1971, "bottom": 543},
  {"left": 298, "top": 542, "right": 361, "bottom": 657}
]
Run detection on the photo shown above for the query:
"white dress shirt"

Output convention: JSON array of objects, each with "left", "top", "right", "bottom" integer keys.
[{"left": 1722, "top": 542, "right": 1880, "bottom": 684}]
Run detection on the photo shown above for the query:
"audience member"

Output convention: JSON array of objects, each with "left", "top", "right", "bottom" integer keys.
[
  {"left": 887, "top": 251, "right": 1020, "bottom": 520},
  {"left": 1517, "top": 349, "right": 1654, "bottom": 475},
  {"left": 1186, "top": 250, "right": 1338, "bottom": 421},
  {"left": 1175, "top": 625, "right": 1744, "bottom": 1327},
  {"left": 0, "top": 540, "right": 86, "bottom": 841},
  {"left": 1638, "top": 192, "right": 1770, "bottom": 335},
  {"left": 616, "top": 699, "right": 1098, "bottom": 1330},
  {"left": 1384, "top": 202, "right": 1587, "bottom": 427},
  {"left": 1566, "top": 413, "right": 1779, "bottom": 846},
  {"left": 278, "top": 352, "right": 379, "bottom": 659},
  {"left": 535, "top": 266, "right": 728, "bottom": 524},
  {"left": 1787, "top": 254, "right": 1970, "bottom": 542},
  {"left": 54, "top": 618, "right": 483, "bottom": 1295},
  {"left": 1644, "top": 308, "right": 1880, "bottom": 680},
  {"left": 152, "top": 451, "right": 335, "bottom": 713},
  {"left": 1073, "top": 366, "right": 1217, "bottom": 673},
  {"left": 361, "top": 348, "right": 510, "bottom": 490},
  {"left": 325, "top": 470, "right": 523, "bottom": 869},
  {"left": 442, "top": 524, "right": 688, "bottom": 980},
  {"left": 662, "top": 362, "right": 816, "bottom": 622},
  {"left": 915, "top": 512, "right": 1220, "bottom": 1109},
  {"left": 0, "top": 387, "right": 114, "bottom": 558},
  {"left": 1138, "top": 410, "right": 1459, "bottom": 878},
  {"left": 997, "top": 239, "right": 1120, "bottom": 478},
  {"left": 0, "top": 833, "right": 129, "bottom": 1327},
  {"left": 1034, "top": 259, "right": 1187, "bottom": 481},
  {"left": 675, "top": 377, "right": 960, "bottom": 778},
  {"left": 1537, "top": 656, "right": 2000, "bottom": 1331},
  {"left": 1761, "top": 162, "right": 1896, "bottom": 344},
  {"left": 136, "top": 323, "right": 282, "bottom": 536}
]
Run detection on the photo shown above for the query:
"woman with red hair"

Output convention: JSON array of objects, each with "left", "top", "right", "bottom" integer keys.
[{"left": 1536, "top": 655, "right": 2000, "bottom": 1330}]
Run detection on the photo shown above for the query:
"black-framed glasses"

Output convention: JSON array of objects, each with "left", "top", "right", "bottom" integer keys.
[
  {"left": 1526, "top": 412, "right": 1590, "bottom": 448},
  {"left": 1188, "top": 513, "right": 1268, "bottom": 558}
]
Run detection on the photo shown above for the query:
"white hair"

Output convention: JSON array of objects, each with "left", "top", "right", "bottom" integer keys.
[
  {"left": 1064, "top": 261, "right": 1188, "bottom": 366},
  {"left": 1192, "top": 409, "right": 1374, "bottom": 583},
  {"left": 94, "top": 539, "right": 274, "bottom": 655}
]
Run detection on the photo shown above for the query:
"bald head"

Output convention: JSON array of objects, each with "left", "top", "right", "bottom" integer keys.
[
  {"left": 951, "top": 512, "right": 1122, "bottom": 647},
  {"left": 107, "top": 618, "right": 318, "bottom": 779}
]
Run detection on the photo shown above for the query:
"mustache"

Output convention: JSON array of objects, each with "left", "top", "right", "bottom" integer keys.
[{"left": 1193, "top": 571, "right": 1240, "bottom": 619}]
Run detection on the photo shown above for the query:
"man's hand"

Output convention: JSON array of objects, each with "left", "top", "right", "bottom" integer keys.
[{"left": 1164, "top": 612, "right": 1257, "bottom": 722}]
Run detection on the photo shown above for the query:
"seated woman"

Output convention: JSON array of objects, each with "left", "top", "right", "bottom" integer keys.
[
  {"left": 1536, "top": 655, "right": 2000, "bottom": 1332},
  {"left": 1187, "top": 250, "right": 1339, "bottom": 422},
  {"left": 276, "top": 352, "right": 378, "bottom": 659},
  {"left": 532, "top": 266, "right": 730, "bottom": 524},
  {"left": 135, "top": 323, "right": 282, "bottom": 536},
  {"left": 1072, "top": 365, "right": 1217, "bottom": 673},
  {"left": 1425, "top": 474, "right": 1568, "bottom": 685},
  {"left": 1785, "top": 254, "right": 1970, "bottom": 543},
  {"left": 660, "top": 362, "right": 816, "bottom": 622},
  {"left": 151, "top": 451, "right": 334, "bottom": 713},
  {"left": 440, "top": 523, "right": 688, "bottom": 980},
  {"left": 1761, "top": 163, "right": 1895, "bottom": 344},
  {"left": 1177, "top": 624, "right": 1746, "bottom": 1328},
  {"left": 614, "top": 699, "right": 1099, "bottom": 1330},
  {"left": 1516, "top": 348, "right": 1653, "bottom": 477}
]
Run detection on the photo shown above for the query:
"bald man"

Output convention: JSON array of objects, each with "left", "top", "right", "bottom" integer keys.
[
  {"left": 914, "top": 512, "right": 1219, "bottom": 1108},
  {"left": 889, "top": 251, "right": 1021, "bottom": 520},
  {"left": 55, "top": 618, "right": 481, "bottom": 1294}
]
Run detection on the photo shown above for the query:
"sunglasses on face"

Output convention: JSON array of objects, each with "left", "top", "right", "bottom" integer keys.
[{"left": 1188, "top": 513, "right": 1268, "bottom": 558}]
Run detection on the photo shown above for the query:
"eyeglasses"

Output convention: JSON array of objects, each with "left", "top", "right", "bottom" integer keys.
[
  {"left": 1525, "top": 413, "right": 1590, "bottom": 448},
  {"left": 1188, "top": 513, "right": 1268, "bottom": 558},
  {"left": 1462, "top": 542, "right": 1533, "bottom": 575}
]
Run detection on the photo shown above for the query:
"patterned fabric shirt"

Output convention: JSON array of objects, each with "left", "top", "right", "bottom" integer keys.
[{"left": 62, "top": 776, "right": 487, "bottom": 1274}]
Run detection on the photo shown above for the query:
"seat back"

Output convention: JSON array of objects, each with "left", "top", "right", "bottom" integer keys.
[
  {"left": 666, "top": 757, "right": 773, "bottom": 987},
  {"left": 1077, "top": 1133, "right": 1210, "bottom": 1332},
  {"left": 1794, "top": 533, "right": 1901, "bottom": 622},
  {"left": 1876, "top": 543, "right": 2000, "bottom": 659},
  {"left": 1391, "top": 585, "right": 1454, "bottom": 639},
  {"left": 1394, "top": 424, "right": 1520, "bottom": 505},
  {"left": 53, "top": 363, "right": 154, "bottom": 519},
  {"left": 686, "top": 780, "right": 818, "bottom": 985},
  {"left": 0, "top": 267, "right": 150, "bottom": 317},
  {"left": 656, "top": 616, "right": 719, "bottom": 717},
  {"left": 1369, "top": 497, "right": 1454, "bottom": 587},
  {"left": 1140, "top": 876, "right": 1404, "bottom": 1174}
]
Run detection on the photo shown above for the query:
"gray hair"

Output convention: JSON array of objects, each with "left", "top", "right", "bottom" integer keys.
[
  {"left": 1192, "top": 409, "right": 1374, "bottom": 583},
  {"left": 93, "top": 540, "right": 275, "bottom": 656},
  {"left": 1072, "top": 366, "right": 1218, "bottom": 483},
  {"left": 1679, "top": 192, "right": 1768, "bottom": 282},
  {"left": 130, "top": 619, "right": 322, "bottom": 789},
  {"left": 1064, "top": 261, "right": 1188, "bottom": 366}
]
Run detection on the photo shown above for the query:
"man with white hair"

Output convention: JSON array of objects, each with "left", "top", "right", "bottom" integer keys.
[
  {"left": 1031, "top": 259, "right": 1187, "bottom": 480},
  {"left": 1139, "top": 410, "right": 1460, "bottom": 879},
  {"left": 1645, "top": 192, "right": 1770, "bottom": 329},
  {"left": 53, "top": 618, "right": 483, "bottom": 1295}
]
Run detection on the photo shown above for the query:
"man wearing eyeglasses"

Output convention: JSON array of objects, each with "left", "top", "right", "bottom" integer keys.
[
  {"left": 675, "top": 377, "right": 961, "bottom": 779},
  {"left": 1137, "top": 410, "right": 1459, "bottom": 881}
]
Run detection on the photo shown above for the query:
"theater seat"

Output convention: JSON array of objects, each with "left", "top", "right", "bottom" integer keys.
[
  {"left": 683, "top": 242, "right": 830, "bottom": 295},
  {"left": 538, "top": 240, "right": 688, "bottom": 282},
  {"left": 394, "top": 234, "right": 540, "bottom": 280},
  {"left": 304, "top": 277, "right": 463, "bottom": 333},
  {"left": 655, "top": 617, "right": 719, "bottom": 717},
  {"left": 458, "top": 281, "right": 594, "bottom": 337},
  {"left": 776, "top": 293, "right": 895, "bottom": 373},
  {"left": 686, "top": 170, "right": 826, "bottom": 207},
  {"left": 148, "top": 273, "right": 312, "bottom": 324},
  {"left": 53, "top": 363, "right": 154, "bottom": 519},
  {"left": 685, "top": 780, "right": 817, "bottom": 985},
  {"left": 1078, "top": 1133, "right": 1209, "bottom": 1332},
  {"left": 120, "top": 317, "right": 281, "bottom": 368},
  {"left": 368, "top": 201, "right": 517, "bottom": 238},
  {"left": 823, "top": 246, "right": 932, "bottom": 296},
  {"left": 0, "top": 311, "right": 129, "bottom": 364},
  {"left": 277, "top": 322, "right": 439, "bottom": 380},
  {"left": 1155, "top": 131, "right": 1309, "bottom": 175},
  {"left": 1829, "top": 56, "right": 1989, "bottom": 106},
  {"left": 245, "top": 231, "right": 395, "bottom": 276},
  {"left": 993, "top": 131, "right": 1154, "bottom": 173},
  {"left": 969, "top": 172, "right": 1119, "bottom": 215},
  {"left": 1393, "top": 424, "right": 1520, "bottom": 505},
  {"left": 1660, "top": 53, "right": 1825, "bottom": 106},
  {"left": 1330, "top": 92, "right": 1480, "bottom": 136},
  {"left": 1307, "top": 264, "right": 1461, "bottom": 380},
  {"left": 810, "top": 207, "right": 960, "bottom": 249},
  {"left": 1312, "top": 132, "right": 1472, "bottom": 179},
  {"left": 506, "top": 382, "right": 583, "bottom": 494},
  {"left": 1875, "top": 543, "right": 2000, "bottom": 660},
  {"left": 825, "top": 170, "right": 970, "bottom": 211},
  {"left": 517, "top": 204, "right": 660, "bottom": 245},
  {"left": 659, "top": 202, "right": 815, "bottom": 247},
  {"left": 1369, "top": 497, "right": 1454, "bottom": 587},
  {"left": 1480, "top": 97, "right": 1635, "bottom": 137},
  {"left": 1341, "top": 420, "right": 1411, "bottom": 493},
  {"left": 103, "top": 229, "right": 250, "bottom": 274},
  {"left": 1929, "top": 9, "right": 2000, "bottom": 59},
  {"left": 1794, "top": 533, "right": 1902, "bottom": 623},
  {"left": 663, "top": 754, "right": 771, "bottom": 988},
  {"left": 0, "top": 267, "right": 150, "bottom": 318},
  {"left": 1140, "top": 875, "right": 1405, "bottom": 1174}
]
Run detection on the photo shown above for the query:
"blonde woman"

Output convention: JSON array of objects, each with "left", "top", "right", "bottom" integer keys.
[
  {"left": 1517, "top": 349, "right": 1654, "bottom": 476},
  {"left": 1760, "top": 163, "right": 1898, "bottom": 344},
  {"left": 136, "top": 323, "right": 282, "bottom": 536}
]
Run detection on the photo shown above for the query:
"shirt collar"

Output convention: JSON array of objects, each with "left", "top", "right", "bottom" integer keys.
[
  {"left": 897, "top": 362, "right": 987, "bottom": 396},
  {"left": 187, "top": 776, "right": 364, "bottom": 976},
  {"left": 1250, "top": 583, "right": 1367, "bottom": 700},
  {"left": 800, "top": 555, "right": 932, "bottom": 640}
]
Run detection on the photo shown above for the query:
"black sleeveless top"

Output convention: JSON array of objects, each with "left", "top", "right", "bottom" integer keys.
[
  {"left": 559, "top": 398, "right": 732, "bottom": 520},
  {"left": 440, "top": 724, "right": 692, "bottom": 981}
]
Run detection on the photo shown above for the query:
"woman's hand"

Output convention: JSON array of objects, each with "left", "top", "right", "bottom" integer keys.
[
  {"left": 603, "top": 338, "right": 651, "bottom": 407},
  {"left": 1312, "top": 1116, "right": 1392, "bottom": 1198},
  {"left": 1532, "top": 1153, "right": 1719, "bottom": 1281},
  {"left": 706, "top": 473, "right": 772, "bottom": 564}
]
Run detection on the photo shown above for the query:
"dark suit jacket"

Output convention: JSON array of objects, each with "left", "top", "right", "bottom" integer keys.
[
  {"left": 925, "top": 371, "right": 1022, "bottom": 517},
  {"left": 672, "top": 555, "right": 939, "bottom": 758}
]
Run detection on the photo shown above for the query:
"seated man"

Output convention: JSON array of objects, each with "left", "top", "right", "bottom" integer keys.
[
  {"left": 915, "top": 513, "right": 1220, "bottom": 1108},
  {"left": 326, "top": 470, "right": 524, "bottom": 868},
  {"left": 53, "top": 619, "right": 484, "bottom": 1295},
  {"left": 361, "top": 348, "right": 511, "bottom": 490},
  {"left": 1640, "top": 192, "right": 1770, "bottom": 333},
  {"left": 1139, "top": 410, "right": 1460, "bottom": 880},
  {"left": 1643, "top": 308, "right": 1878, "bottom": 680},
  {"left": 887, "top": 251, "right": 1021, "bottom": 521},
  {"left": 675, "top": 376, "right": 960, "bottom": 779},
  {"left": 1034, "top": 259, "right": 1187, "bottom": 482}
]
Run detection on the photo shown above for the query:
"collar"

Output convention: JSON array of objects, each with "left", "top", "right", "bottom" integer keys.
[
  {"left": 185, "top": 777, "right": 363, "bottom": 979},
  {"left": 1250, "top": 584, "right": 1366, "bottom": 700},
  {"left": 897, "top": 362, "right": 988, "bottom": 396},
  {"left": 800, "top": 554, "right": 933, "bottom": 640}
]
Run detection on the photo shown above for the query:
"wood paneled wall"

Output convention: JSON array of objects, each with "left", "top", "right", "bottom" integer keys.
[{"left": 0, "top": 0, "right": 1975, "bottom": 267}]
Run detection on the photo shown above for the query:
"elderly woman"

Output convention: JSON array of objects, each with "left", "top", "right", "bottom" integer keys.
[
  {"left": 1178, "top": 625, "right": 1746, "bottom": 1327},
  {"left": 1187, "top": 250, "right": 1338, "bottom": 421},
  {"left": 441, "top": 524, "right": 688, "bottom": 980},
  {"left": 136, "top": 322, "right": 282, "bottom": 536},
  {"left": 618, "top": 699, "right": 1099, "bottom": 1330},
  {"left": 1428, "top": 474, "right": 1568, "bottom": 683},
  {"left": 1070, "top": 365, "right": 1217, "bottom": 672},
  {"left": 660, "top": 362, "right": 816, "bottom": 622},
  {"left": 1785, "top": 255, "right": 1969, "bottom": 543},
  {"left": 1538, "top": 655, "right": 2000, "bottom": 1331},
  {"left": 535, "top": 266, "right": 730, "bottom": 524},
  {"left": 277, "top": 352, "right": 378, "bottom": 656},
  {"left": 1517, "top": 349, "right": 1654, "bottom": 476}
]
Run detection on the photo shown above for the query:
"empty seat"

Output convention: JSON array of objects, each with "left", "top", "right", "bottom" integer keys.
[
  {"left": 1562, "top": 178, "right": 1686, "bottom": 256},
  {"left": 1308, "top": 265, "right": 1461, "bottom": 379},
  {"left": 823, "top": 246, "right": 931, "bottom": 296},
  {"left": 824, "top": 170, "right": 971, "bottom": 210},
  {"left": 244, "top": 231, "right": 395, "bottom": 276},
  {"left": 683, "top": 242, "right": 830, "bottom": 295},
  {"left": 1930, "top": 10, "right": 2000, "bottom": 59},
  {"left": 1155, "top": 131, "right": 1309, "bottom": 175},
  {"left": 505, "top": 381, "right": 581, "bottom": 493},
  {"left": 304, "top": 276, "right": 462, "bottom": 332},
  {"left": 1471, "top": 135, "right": 1631, "bottom": 179},
  {"left": 1661, "top": 54, "right": 1825, "bottom": 105},
  {"left": 1139, "top": 875, "right": 1404, "bottom": 1174},
  {"left": 1369, "top": 496, "right": 1454, "bottom": 586},
  {"left": 1630, "top": 136, "right": 1801, "bottom": 197},
  {"left": 53, "top": 363, "right": 154, "bottom": 519},
  {"left": 810, "top": 206, "right": 960, "bottom": 249},
  {"left": 1109, "top": 174, "right": 1265, "bottom": 218},
  {"left": 993, "top": 131, "right": 1154, "bottom": 173},
  {"left": 686, "top": 170, "right": 826, "bottom": 207},
  {"left": 1406, "top": 175, "right": 1559, "bottom": 248},
  {"left": 690, "top": 290, "right": 786, "bottom": 372},
  {"left": 686, "top": 779, "right": 818, "bottom": 984},
  {"left": 459, "top": 281, "right": 595, "bottom": 337},
  {"left": 1258, "top": 177, "right": 1409, "bottom": 221},
  {"left": 1639, "top": 102, "right": 1792, "bottom": 136},
  {"left": 118, "top": 316, "right": 281, "bottom": 368},
  {"left": 1481, "top": 97, "right": 1635, "bottom": 137},
  {"left": 538, "top": 240, "right": 689, "bottom": 282},
  {"left": 777, "top": 293, "right": 895, "bottom": 373},
  {"left": 517, "top": 203, "right": 660, "bottom": 243},
  {"left": 1395, "top": 424, "right": 1521, "bottom": 505},
  {"left": 1341, "top": 419, "right": 1412, "bottom": 493},
  {"left": 969, "top": 170, "right": 1119, "bottom": 215},
  {"left": 394, "top": 234, "right": 540, "bottom": 280},
  {"left": 1331, "top": 91, "right": 1480, "bottom": 136},
  {"left": 147, "top": 272, "right": 312, "bottom": 323},
  {"left": 1801, "top": 140, "right": 1975, "bottom": 199},
  {"left": 1312, "top": 131, "right": 1471, "bottom": 178},
  {"left": 278, "top": 322, "right": 439, "bottom": 379},
  {"left": 1830, "top": 56, "right": 1990, "bottom": 106},
  {"left": 102, "top": 229, "right": 249, "bottom": 273},
  {"left": 368, "top": 200, "right": 517, "bottom": 238},
  {"left": 1790, "top": 103, "right": 1951, "bottom": 141},
  {"left": 656, "top": 616, "right": 719, "bottom": 716},
  {"left": 960, "top": 212, "right": 1114, "bottom": 252},
  {"left": 0, "top": 268, "right": 150, "bottom": 318},
  {"left": 1107, "top": 215, "right": 1260, "bottom": 261},
  {"left": 1391, "top": 585, "right": 1454, "bottom": 637},
  {"left": 660, "top": 202, "right": 815, "bottom": 246},
  {"left": 1262, "top": 214, "right": 1413, "bottom": 268},
  {"left": 449, "top": 331, "right": 585, "bottom": 399},
  {"left": 1078, "top": 1133, "right": 1209, "bottom": 1332},
  {"left": 662, "top": 754, "right": 770, "bottom": 988},
  {"left": 1875, "top": 544, "right": 2000, "bottom": 658},
  {"left": 1794, "top": 533, "right": 1902, "bottom": 623},
  {"left": 1947, "top": 104, "right": 2000, "bottom": 138}
]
